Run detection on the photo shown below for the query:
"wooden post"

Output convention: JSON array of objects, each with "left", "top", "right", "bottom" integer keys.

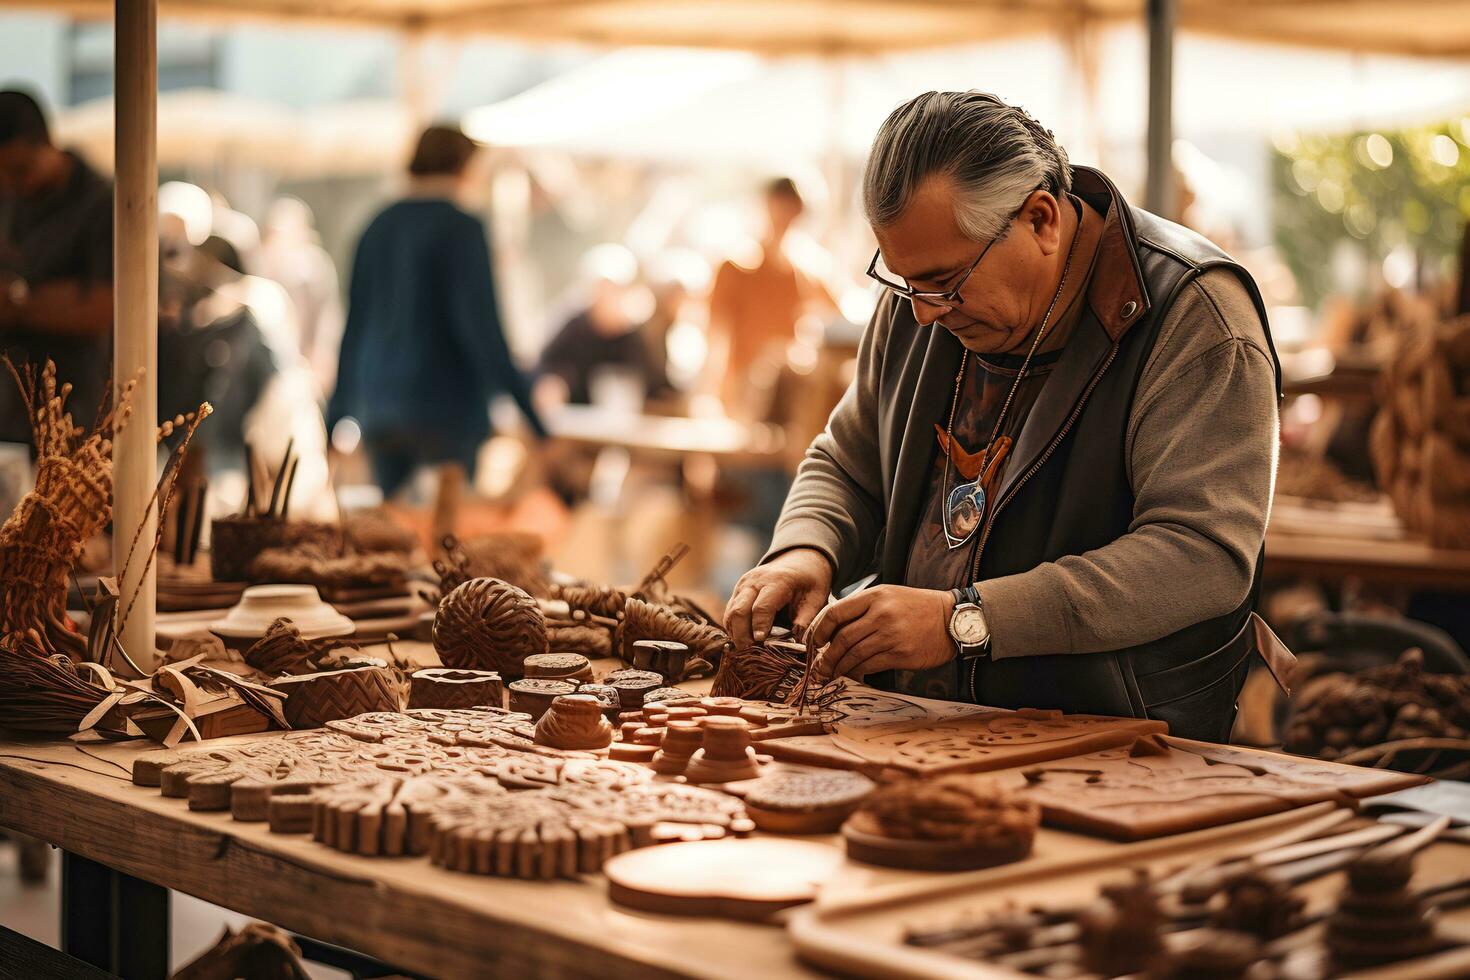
[
  {"left": 114, "top": 0, "right": 159, "bottom": 669},
  {"left": 1144, "top": 0, "right": 1175, "bottom": 219}
]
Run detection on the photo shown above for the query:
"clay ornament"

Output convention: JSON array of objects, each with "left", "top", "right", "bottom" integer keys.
[
  {"left": 575, "top": 683, "right": 622, "bottom": 720},
  {"left": 843, "top": 774, "right": 1040, "bottom": 871},
  {"left": 684, "top": 716, "right": 762, "bottom": 784},
  {"left": 523, "top": 652, "right": 593, "bottom": 684},
  {"left": 604, "top": 669, "right": 664, "bottom": 710},
  {"left": 534, "top": 695, "right": 615, "bottom": 751},
  {"left": 743, "top": 769, "right": 876, "bottom": 834}
]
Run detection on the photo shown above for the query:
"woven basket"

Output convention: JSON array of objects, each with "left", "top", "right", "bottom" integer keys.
[
  {"left": 408, "top": 668, "right": 504, "bottom": 710},
  {"left": 210, "top": 516, "right": 283, "bottom": 582},
  {"left": 270, "top": 666, "right": 400, "bottom": 728}
]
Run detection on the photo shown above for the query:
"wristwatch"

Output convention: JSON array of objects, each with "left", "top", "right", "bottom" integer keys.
[{"left": 948, "top": 584, "right": 991, "bottom": 660}]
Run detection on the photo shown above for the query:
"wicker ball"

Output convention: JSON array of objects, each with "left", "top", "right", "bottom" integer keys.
[{"left": 433, "top": 577, "right": 547, "bottom": 678}]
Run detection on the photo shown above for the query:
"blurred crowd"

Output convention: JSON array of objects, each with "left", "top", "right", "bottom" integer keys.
[{"left": 1, "top": 91, "right": 847, "bottom": 549}]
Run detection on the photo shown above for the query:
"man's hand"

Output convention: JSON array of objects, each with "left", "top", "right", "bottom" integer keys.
[
  {"left": 809, "top": 584, "right": 956, "bottom": 681},
  {"left": 725, "top": 547, "right": 832, "bottom": 648}
]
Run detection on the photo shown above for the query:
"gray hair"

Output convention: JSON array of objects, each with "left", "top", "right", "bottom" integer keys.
[{"left": 863, "top": 91, "right": 1071, "bottom": 242}]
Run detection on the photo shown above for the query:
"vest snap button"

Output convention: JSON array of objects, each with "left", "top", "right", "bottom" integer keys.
[{"left": 1121, "top": 301, "right": 1138, "bottom": 319}]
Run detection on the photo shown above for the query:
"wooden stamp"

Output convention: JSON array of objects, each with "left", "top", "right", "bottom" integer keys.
[{"left": 507, "top": 678, "right": 577, "bottom": 721}]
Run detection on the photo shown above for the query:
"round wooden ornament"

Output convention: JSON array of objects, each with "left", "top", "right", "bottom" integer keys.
[{"left": 433, "top": 577, "right": 547, "bottom": 678}]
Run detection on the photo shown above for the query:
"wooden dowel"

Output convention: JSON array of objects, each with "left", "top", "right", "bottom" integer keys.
[
  {"left": 267, "top": 436, "right": 294, "bottom": 518},
  {"left": 280, "top": 459, "right": 299, "bottom": 521},
  {"left": 187, "top": 480, "right": 208, "bottom": 566},
  {"left": 243, "top": 443, "right": 257, "bottom": 516}
]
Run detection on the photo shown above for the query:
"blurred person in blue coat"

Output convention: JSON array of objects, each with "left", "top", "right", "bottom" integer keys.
[{"left": 328, "top": 124, "right": 545, "bottom": 497}]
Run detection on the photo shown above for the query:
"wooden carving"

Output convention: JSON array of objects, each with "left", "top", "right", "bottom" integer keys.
[
  {"left": 130, "top": 705, "right": 752, "bottom": 877},
  {"left": 830, "top": 705, "right": 1166, "bottom": 776},
  {"left": 1003, "top": 735, "right": 1423, "bottom": 840}
]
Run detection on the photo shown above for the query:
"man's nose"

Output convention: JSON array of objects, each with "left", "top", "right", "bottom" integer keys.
[{"left": 910, "top": 296, "right": 951, "bottom": 327}]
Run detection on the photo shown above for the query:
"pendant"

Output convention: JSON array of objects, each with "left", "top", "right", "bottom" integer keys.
[{"left": 943, "top": 478, "right": 986, "bottom": 549}]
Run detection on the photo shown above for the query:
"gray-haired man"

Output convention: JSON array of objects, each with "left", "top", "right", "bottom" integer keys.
[{"left": 724, "top": 91, "right": 1286, "bottom": 742}]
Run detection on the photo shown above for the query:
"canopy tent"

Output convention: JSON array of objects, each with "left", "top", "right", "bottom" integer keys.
[
  {"left": 55, "top": 89, "right": 413, "bottom": 175},
  {"left": 26, "top": 0, "right": 1470, "bottom": 57},
  {"left": 463, "top": 36, "right": 1470, "bottom": 168}
]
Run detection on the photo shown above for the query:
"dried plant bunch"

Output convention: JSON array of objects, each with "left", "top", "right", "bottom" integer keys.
[
  {"left": 0, "top": 629, "right": 110, "bottom": 734},
  {"left": 1, "top": 358, "right": 209, "bottom": 656}
]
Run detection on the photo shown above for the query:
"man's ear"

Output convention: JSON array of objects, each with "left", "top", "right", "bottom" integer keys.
[{"left": 1023, "top": 191, "right": 1063, "bottom": 255}]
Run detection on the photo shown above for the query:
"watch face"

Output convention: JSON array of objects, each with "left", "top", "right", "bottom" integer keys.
[{"left": 950, "top": 605, "right": 990, "bottom": 646}]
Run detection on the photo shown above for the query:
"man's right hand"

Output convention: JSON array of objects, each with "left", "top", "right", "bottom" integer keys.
[{"left": 724, "top": 547, "right": 833, "bottom": 648}]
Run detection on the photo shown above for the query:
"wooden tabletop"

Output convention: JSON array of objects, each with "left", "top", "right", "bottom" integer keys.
[
  {"left": 1265, "top": 496, "right": 1470, "bottom": 592},
  {"left": 0, "top": 730, "right": 1220, "bottom": 979},
  {"left": 0, "top": 644, "right": 1452, "bottom": 977}
]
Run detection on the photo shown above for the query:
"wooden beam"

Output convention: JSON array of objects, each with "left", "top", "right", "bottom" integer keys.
[
  {"left": 1144, "top": 0, "right": 1174, "bottom": 219},
  {"left": 114, "top": 0, "right": 160, "bottom": 670}
]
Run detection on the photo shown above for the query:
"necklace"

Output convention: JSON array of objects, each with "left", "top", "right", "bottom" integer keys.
[{"left": 941, "top": 207, "right": 1083, "bottom": 549}]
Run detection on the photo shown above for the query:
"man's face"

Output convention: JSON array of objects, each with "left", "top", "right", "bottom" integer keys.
[
  {"left": 0, "top": 140, "right": 46, "bottom": 198},
  {"left": 873, "top": 175, "right": 1061, "bottom": 354}
]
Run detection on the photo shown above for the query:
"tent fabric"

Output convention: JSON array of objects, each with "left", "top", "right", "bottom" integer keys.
[{"left": 28, "top": 0, "right": 1470, "bottom": 56}]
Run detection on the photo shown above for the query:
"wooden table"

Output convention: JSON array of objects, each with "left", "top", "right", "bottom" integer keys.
[
  {"left": 0, "top": 647, "right": 1456, "bottom": 977},
  {"left": 0, "top": 733, "right": 1240, "bottom": 980},
  {"left": 1266, "top": 496, "right": 1470, "bottom": 592},
  {"left": 544, "top": 405, "right": 786, "bottom": 465}
]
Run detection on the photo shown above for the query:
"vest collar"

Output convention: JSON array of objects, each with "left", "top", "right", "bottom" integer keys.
[{"left": 1072, "top": 166, "right": 1152, "bottom": 342}]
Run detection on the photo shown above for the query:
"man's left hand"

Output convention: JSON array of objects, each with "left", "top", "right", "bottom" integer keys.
[{"left": 808, "top": 584, "right": 956, "bottom": 681}]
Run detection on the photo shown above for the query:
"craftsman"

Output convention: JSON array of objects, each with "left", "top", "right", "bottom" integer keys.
[{"left": 725, "top": 92, "right": 1284, "bottom": 742}]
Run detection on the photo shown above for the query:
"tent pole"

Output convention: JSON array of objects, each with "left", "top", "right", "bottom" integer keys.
[
  {"left": 114, "top": 0, "right": 159, "bottom": 669},
  {"left": 1144, "top": 0, "right": 1174, "bottom": 219}
]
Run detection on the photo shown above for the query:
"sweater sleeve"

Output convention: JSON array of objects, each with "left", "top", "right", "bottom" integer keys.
[
  {"left": 762, "top": 293, "right": 894, "bottom": 585},
  {"left": 978, "top": 270, "right": 1279, "bottom": 659},
  {"left": 447, "top": 213, "right": 548, "bottom": 439}
]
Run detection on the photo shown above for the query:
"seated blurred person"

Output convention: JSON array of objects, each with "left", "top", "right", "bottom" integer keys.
[
  {"left": 705, "top": 177, "right": 834, "bottom": 421},
  {"left": 536, "top": 244, "right": 667, "bottom": 409},
  {"left": 157, "top": 224, "right": 277, "bottom": 473},
  {"left": 329, "top": 124, "right": 545, "bottom": 498},
  {"left": 0, "top": 90, "right": 111, "bottom": 448}
]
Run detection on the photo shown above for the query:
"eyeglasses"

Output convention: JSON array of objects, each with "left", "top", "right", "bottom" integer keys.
[{"left": 865, "top": 194, "right": 1034, "bottom": 312}]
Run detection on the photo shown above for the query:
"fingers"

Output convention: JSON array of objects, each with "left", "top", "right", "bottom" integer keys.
[
  {"left": 724, "top": 584, "right": 758, "bottom": 649},
  {"left": 808, "top": 590, "right": 877, "bottom": 648},
  {"left": 828, "top": 634, "right": 888, "bottom": 681},
  {"left": 814, "top": 615, "right": 882, "bottom": 680},
  {"left": 749, "top": 586, "right": 789, "bottom": 644},
  {"left": 843, "top": 652, "right": 905, "bottom": 679},
  {"left": 791, "top": 587, "right": 828, "bottom": 639}
]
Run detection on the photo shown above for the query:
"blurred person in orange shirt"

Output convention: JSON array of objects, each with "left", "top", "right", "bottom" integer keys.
[{"left": 705, "top": 177, "right": 834, "bottom": 421}]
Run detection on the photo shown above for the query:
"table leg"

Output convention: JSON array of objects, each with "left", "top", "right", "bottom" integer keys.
[{"left": 61, "top": 851, "right": 170, "bottom": 979}]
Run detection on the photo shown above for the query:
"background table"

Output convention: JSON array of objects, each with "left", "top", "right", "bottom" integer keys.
[{"left": 1265, "top": 495, "right": 1470, "bottom": 592}]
